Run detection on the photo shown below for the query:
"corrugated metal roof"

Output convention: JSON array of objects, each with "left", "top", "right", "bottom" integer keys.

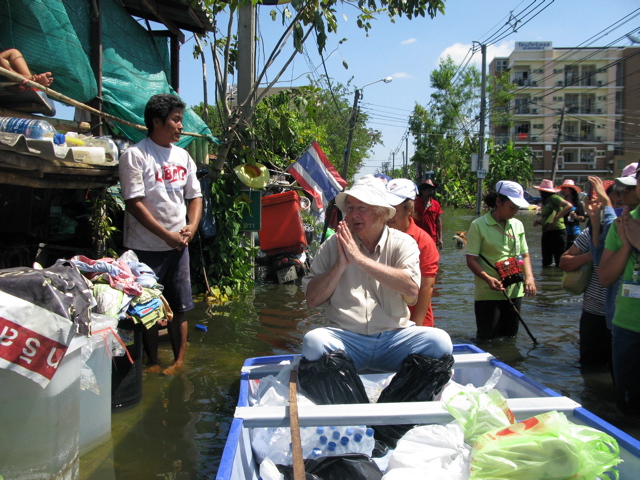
[
  {"left": 117, "top": 0, "right": 215, "bottom": 35},
  {"left": 0, "top": 133, "right": 119, "bottom": 189}
]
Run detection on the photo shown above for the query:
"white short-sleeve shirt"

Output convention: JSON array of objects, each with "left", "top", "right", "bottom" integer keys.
[{"left": 119, "top": 137, "right": 202, "bottom": 251}]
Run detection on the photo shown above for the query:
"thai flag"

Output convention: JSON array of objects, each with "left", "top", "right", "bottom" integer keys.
[{"left": 287, "top": 141, "right": 347, "bottom": 210}]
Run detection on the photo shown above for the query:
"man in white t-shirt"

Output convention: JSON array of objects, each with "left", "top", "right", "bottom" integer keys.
[{"left": 119, "top": 94, "right": 202, "bottom": 376}]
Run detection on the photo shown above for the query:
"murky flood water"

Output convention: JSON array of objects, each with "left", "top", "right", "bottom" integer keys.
[{"left": 80, "top": 207, "right": 639, "bottom": 479}]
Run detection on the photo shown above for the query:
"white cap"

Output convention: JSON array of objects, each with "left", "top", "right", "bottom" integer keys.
[
  {"left": 495, "top": 180, "right": 530, "bottom": 208},
  {"left": 335, "top": 175, "right": 396, "bottom": 220},
  {"left": 615, "top": 162, "right": 638, "bottom": 187},
  {"left": 386, "top": 178, "right": 418, "bottom": 206}
]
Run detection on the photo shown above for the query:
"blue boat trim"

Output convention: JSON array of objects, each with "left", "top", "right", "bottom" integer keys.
[
  {"left": 574, "top": 407, "right": 640, "bottom": 454},
  {"left": 217, "top": 417, "right": 244, "bottom": 480},
  {"left": 488, "top": 357, "right": 562, "bottom": 397}
]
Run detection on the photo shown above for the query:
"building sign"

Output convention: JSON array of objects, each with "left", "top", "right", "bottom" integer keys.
[{"left": 515, "top": 42, "right": 552, "bottom": 51}]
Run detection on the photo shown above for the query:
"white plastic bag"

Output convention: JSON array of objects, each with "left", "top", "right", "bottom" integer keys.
[
  {"left": 385, "top": 423, "right": 471, "bottom": 480},
  {"left": 259, "top": 458, "right": 284, "bottom": 480},
  {"left": 360, "top": 372, "right": 395, "bottom": 403},
  {"left": 80, "top": 313, "right": 119, "bottom": 393}
]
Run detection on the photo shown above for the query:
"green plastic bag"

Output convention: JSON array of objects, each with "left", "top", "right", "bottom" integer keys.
[
  {"left": 470, "top": 410, "right": 622, "bottom": 479},
  {"left": 445, "top": 389, "right": 515, "bottom": 445}
]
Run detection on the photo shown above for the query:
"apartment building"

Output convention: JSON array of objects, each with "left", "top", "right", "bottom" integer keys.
[{"left": 489, "top": 41, "right": 640, "bottom": 185}]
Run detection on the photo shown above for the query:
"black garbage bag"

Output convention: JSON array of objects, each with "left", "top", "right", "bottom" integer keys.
[
  {"left": 278, "top": 454, "right": 383, "bottom": 480},
  {"left": 373, "top": 353, "right": 454, "bottom": 448},
  {"left": 298, "top": 350, "right": 369, "bottom": 405}
]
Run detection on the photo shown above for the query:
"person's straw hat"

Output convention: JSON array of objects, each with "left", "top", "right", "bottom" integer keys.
[
  {"left": 560, "top": 179, "right": 582, "bottom": 193},
  {"left": 386, "top": 178, "right": 418, "bottom": 206},
  {"left": 233, "top": 162, "right": 270, "bottom": 189},
  {"left": 533, "top": 179, "right": 560, "bottom": 193},
  {"left": 335, "top": 175, "right": 396, "bottom": 220},
  {"left": 615, "top": 162, "right": 638, "bottom": 187}
]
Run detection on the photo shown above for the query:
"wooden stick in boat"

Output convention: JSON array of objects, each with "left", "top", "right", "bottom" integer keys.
[{"left": 289, "top": 369, "right": 305, "bottom": 480}]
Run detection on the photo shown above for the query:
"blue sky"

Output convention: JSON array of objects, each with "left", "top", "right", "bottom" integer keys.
[{"left": 58, "top": 1, "right": 640, "bottom": 176}]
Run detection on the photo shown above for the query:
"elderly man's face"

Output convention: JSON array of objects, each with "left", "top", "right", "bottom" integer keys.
[{"left": 344, "top": 196, "right": 386, "bottom": 235}]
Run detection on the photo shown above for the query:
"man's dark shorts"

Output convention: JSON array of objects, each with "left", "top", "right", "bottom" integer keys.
[{"left": 134, "top": 248, "right": 195, "bottom": 313}]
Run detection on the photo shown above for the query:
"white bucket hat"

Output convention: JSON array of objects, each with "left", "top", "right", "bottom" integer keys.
[
  {"left": 496, "top": 180, "right": 530, "bottom": 208},
  {"left": 615, "top": 162, "right": 638, "bottom": 187},
  {"left": 386, "top": 178, "right": 418, "bottom": 206},
  {"left": 335, "top": 175, "right": 396, "bottom": 220}
]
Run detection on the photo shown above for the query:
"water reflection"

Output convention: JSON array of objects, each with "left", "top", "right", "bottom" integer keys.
[{"left": 81, "top": 207, "right": 639, "bottom": 479}]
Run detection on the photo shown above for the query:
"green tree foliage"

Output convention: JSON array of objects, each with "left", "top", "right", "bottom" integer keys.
[
  {"left": 191, "top": 79, "right": 380, "bottom": 291},
  {"left": 485, "top": 140, "right": 535, "bottom": 190},
  {"left": 409, "top": 57, "right": 535, "bottom": 208},
  {"left": 199, "top": 0, "right": 446, "bottom": 173},
  {"left": 191, "top": 0, "right": 448, "bottom": 292},
  {"left": 190, "top": 172, "right": 258, "bottom": 298},
  {"left": 409, "top": 56, "right": 480, "bottom": 208}
]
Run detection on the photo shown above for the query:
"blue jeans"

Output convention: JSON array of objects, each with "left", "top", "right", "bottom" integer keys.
[
  {"left": 612, "top": 325, "right": 640, "bottom": 415},
  {"left": 301, "top": 326, "right": 453, "bottom": 372}
]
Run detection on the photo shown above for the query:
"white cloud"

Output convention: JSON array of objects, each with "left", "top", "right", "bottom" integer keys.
[
  {"left": 437, "top": 40, "right": 515, "bottom": 68},
  {"left": 390, "top": 72, "right": 413, "bottom": 79},
  {"left": 401, "top": 38, "right": 417, "bottom": 45}
]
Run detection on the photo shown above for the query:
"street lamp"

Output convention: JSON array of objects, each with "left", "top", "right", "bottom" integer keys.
[{"left": 341, "top": 77, "right": 393, "bottom": 180}]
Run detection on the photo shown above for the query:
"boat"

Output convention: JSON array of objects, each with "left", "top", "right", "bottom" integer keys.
[{"left": 216, "top": 344, "right": 640, "bottom": 479}]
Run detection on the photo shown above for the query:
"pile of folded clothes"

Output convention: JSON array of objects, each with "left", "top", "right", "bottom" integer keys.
[{"left": 71, "top": 250, "right": 170, "bottom": 329}]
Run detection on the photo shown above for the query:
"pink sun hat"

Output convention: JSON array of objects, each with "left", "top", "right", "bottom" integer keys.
[
  {"left": 560, "top": 179, "right": 582, "bottom": 193},
  {"left": 533, "top": 179, "right": 561, "bottom": 193}
]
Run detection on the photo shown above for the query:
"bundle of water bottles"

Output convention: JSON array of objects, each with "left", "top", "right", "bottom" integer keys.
[{"left": 252, "top": 423, "right": 376, "bottom": 466}]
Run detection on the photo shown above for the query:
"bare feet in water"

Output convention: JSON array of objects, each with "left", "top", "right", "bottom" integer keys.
[
  {"left": 145, "top": 364, "right": 163, "bottom": 374},
  {"left": 162, "top": 362, "right": 183, "bottom": 376}
]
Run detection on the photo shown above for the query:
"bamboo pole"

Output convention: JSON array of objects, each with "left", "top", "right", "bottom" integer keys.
[{"left": 0, "top": 66, "right": 210, "bottom": 139}]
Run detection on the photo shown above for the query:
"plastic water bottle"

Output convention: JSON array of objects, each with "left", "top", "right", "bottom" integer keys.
[
  {"left": 0, "top": 116, "right": 58, "bottom": 140},
  {"left": 352, "top": 427, "right": 375, "bottom": 456}
]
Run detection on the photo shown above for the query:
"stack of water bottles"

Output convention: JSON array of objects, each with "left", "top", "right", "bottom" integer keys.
[
  {"left": 300, "top": 425, "right": 376, "bottom": 459},
  {"left": 0, "top": 116, "right": 65, "bottom": 144}
]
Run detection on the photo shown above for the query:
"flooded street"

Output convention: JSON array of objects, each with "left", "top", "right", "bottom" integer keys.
[{"left": 81, "top": 207, "right": 637, "bottom": 479}]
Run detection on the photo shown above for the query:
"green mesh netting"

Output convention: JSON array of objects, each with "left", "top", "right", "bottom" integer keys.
[{"left": 0, "top": 0, "right": 214, "bottom": 149}]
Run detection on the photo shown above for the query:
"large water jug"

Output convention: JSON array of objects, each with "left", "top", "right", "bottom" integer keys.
[{"left": 0, "top": 116, "right": 57, "bottom": 140}]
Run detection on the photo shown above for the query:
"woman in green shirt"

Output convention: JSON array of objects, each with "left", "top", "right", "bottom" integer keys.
[
  {"left": 466, "top": 181, "right": 537, "bottom": 340},
  {"left": 533, "top": 179, "right": 573, "bottom": 267}
]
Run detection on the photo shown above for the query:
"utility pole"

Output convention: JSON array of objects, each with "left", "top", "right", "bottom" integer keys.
[
  {"left": 551, "top": 106, "right": 565, "bottom": 184},
  {"left": 475, "top": 43, "right": 487, "bottom": 216},
  {"left": 237, "top": 3, "right": 256, "bottom": 129},
  {"left": 392, "top": 151, "right": 395, "bottom": 173},
  {"left": 342, "top": 89, "right": 361, "bottom": 181},
  {"left": 342, "top": 77, "right": 392, "bottom": 181},
  {"left": 405, "top": 135, "right": 409, "bottom": 177}
]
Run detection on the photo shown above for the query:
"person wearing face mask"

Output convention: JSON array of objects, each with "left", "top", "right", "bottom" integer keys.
[
  {"left": 386, "top": 178, "right": 439, "bottom": 327},
  {"left": 466, "top": 181, "right": 537, "bottom": 341}
]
